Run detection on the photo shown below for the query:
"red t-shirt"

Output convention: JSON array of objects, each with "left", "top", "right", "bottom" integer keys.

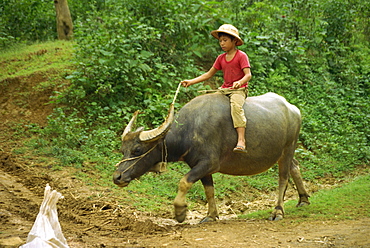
[{"left": 213, "top": 50, "right": 250, "bottom": 88}]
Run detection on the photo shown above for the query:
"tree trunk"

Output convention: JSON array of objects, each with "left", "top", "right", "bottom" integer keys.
[{"left": 54, "top": 0, "right": 73, "bottom": 40}]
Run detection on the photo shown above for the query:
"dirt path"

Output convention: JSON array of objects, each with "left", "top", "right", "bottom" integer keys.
[
  {"left": 1, "top": 151, "right": 369, "bottom": 248},
  {"left": 140, "top": 218, "right": 369, "bottom": 248}
]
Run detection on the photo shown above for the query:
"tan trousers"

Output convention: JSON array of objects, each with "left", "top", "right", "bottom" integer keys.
[{"left": 217, "top": 88, "right": 248, "bottom": 128}]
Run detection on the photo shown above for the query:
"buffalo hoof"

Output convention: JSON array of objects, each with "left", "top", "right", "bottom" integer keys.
[
  {"left": 174, "top": 207, "right": 187, "bottom": 223},
  {"left": 269, "top": 207, "right": 284, "bottom": 221},
  {"left": 269, "top": 206, "right": 284, "bottom": 220},
  {"left": 268, "top": 213, "right": 284, "bottom": 221},
  {"left": 296, "top": 201, "right": 310, "bottom": 207},
  {"left": 199, "top": 216, "right": 217, "bottom": 224}
]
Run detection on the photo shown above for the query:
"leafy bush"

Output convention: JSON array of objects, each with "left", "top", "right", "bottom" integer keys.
[
  {"left": 0, "top": 0, "right": 105, "bottom": 48},
  {"left": 41, "top": 0, "right": 219, "bottom": 167},
  {"left": 0, "top": 0, "right": 56, "bottom": 45},
  {"left": 58, "top": 0, "right": 223, "bottom": 126}
]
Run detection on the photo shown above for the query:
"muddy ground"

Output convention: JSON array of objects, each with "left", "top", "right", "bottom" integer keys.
[{"left": 0, "top": 72, "right": 369, "bottom": 247}]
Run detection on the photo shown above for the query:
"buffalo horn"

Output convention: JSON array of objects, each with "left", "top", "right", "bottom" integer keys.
[
  {"left": 122, "top": 110, "right": 140, "bottom": 141},
  {"left": 139, "top": 103, "right": 175, "bottom": 142}
]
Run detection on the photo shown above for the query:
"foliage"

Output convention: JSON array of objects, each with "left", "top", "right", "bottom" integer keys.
[
  {"left": 42, "top": 0, "right": 220, "bottom": 166},
  {"left": 0, "top": 0, "right": 55, "bottom": 46},
  {"left": 0, "top": 0, "right": 106, "bottom": 48},
  {"left": 55, "top": 0, "right": 225, "bottom": 125},
  {"left": 235, "top": 0, "right": 370, "bottom": 171}
]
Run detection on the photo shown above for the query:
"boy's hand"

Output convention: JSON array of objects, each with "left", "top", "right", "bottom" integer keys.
[
  {"left": 181, "top": 80, "right": 192, "bottom": 87},
  {"left": 232, "top": 81, "right": 242, "bottom": 89}
]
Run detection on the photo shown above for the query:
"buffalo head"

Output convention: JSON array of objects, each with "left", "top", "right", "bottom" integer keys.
[{"left": 112, "top": 104, "right": 175, "bottom": 187}]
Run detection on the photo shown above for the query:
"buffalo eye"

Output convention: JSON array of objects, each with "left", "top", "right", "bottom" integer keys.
[{"left": 132, "top": 146, "right": 142, "bottom": 156}]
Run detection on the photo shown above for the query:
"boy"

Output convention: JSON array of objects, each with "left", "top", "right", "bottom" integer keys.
[{"left": 181, "top": 24, "right": 252, "bottom": 153}]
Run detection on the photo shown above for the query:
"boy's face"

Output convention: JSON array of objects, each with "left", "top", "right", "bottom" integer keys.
[{"left": 219, "top": 35, "right": 237, "bottom": 52}]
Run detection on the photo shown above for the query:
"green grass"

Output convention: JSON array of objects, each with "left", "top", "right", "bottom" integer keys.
[
  {"left": 0, "top": 40, "right": 74, "bottom": 81},
  {"left": 241, "top": 173, "right": 370, "bottom": 221}
]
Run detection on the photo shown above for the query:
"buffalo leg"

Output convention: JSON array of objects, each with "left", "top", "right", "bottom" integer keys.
[
  {"left": 173, "top": 174, "right": 193, "bottom": 223},
  {"left": 199, "top": 175, "right": 218, "bottom": 223},
  {"left": 270, "top": 146, "right": 292, "bottom": 221},
  {"left": 173, "top": 159, "right": 219, "bottom": 223},
  {"left": 290, "top": 158, "right": 310, "bottom": 207}
]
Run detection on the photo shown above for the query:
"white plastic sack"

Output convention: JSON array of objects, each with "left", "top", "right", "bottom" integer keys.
[{"left": 20, "top": 184, "right": 69, "bottom": 248}]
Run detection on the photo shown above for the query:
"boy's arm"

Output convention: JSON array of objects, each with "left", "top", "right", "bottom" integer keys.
[
  {"left": 181, "top": 67, "right": 218, "bottom": 87},
  {"left": 232, "top": 67, "right": 252, "bottom": 89}
]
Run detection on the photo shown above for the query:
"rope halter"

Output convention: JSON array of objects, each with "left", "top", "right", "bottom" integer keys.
[{"left": 114, "top": 142, "right": 161, "bottom": 175}]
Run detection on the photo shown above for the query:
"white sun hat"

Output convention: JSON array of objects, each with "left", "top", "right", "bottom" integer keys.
[{"left": 210, "top": 24, "right": 243, "bottom": 46}]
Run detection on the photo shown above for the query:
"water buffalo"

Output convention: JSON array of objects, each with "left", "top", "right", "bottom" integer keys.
[{"left": 113, "top": 92, "right": 310, "bottom": 222}]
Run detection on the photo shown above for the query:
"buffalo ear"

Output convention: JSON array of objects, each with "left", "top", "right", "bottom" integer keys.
[
  {"left": 139, "top": 104, "right": 175, "bottom": 142},
  {"left": 148, "top": 162, "right": 167, "bottom": 174}
]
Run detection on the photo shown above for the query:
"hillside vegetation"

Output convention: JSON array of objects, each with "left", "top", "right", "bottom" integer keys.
[{"left": 1, "top": 0, "right": 369, "bottom": 212}]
